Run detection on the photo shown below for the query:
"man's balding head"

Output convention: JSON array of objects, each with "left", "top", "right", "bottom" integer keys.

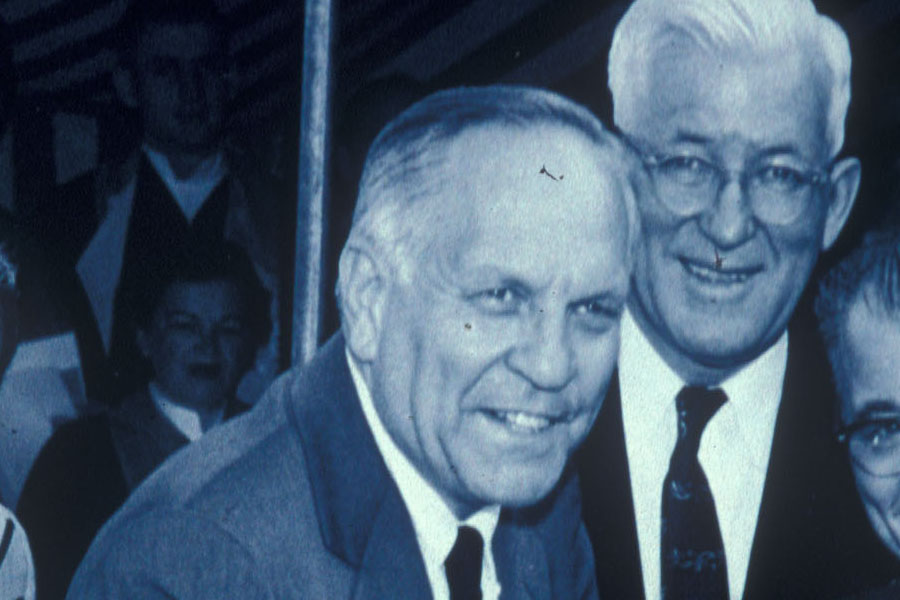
[{"left": 337, "top": 85, "right": 642, "bottom": 515}]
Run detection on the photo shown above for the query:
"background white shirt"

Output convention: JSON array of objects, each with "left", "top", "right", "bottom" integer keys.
[
  {"left": 148, "top": 382, "right": 224, "bottom": 442},
  {"left": 618, "top": 309, "right": 787, "bottom": 600},
  {"left": 0, "top": 504, "right": 36, "bottom": 600}
]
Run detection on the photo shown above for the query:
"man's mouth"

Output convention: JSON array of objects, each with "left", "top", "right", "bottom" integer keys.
[
  {"left": 680, "top": 257, "right": 761, "bottom": 285},
  {"left": 481, "top": 409, "right": 574, "bottom": 433},
  {"left": 188, "top": 363, "right": 222, "bottom": 379}
]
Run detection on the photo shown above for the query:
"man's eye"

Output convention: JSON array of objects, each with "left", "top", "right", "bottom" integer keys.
[
  {"left": 755, "top": 165, "right": 806, "bottom": 191},
  {"left": 570, "top": 299, "right": 621, "bottom": 332},
  {"left": 471, "top": 288, "right": 524, "bottom": 314},
  {"left": 656, "top": 155, "right": 715, "bottom": 185},
  {"left": 857, "top": 419, "right": 900, "bottom": 450},
  {"left": 217, "top": 320, "right": 245, "bottom": 337},
  {"left": 666, "top": 156, "right": 705, "bottom": 171}
]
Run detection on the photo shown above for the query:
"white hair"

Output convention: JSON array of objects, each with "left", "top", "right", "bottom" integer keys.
[
  {"left": 608, "top": 0, "right": 852, "bottom": 159},
  {"left": 336, "top": 84, "right": 643, "bottom": 319}
]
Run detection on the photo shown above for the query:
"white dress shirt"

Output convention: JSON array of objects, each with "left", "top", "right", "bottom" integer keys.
[
  {"left": 618, "top": 309, "right": 787, "bottom": 600},
  {"left": 76, "top": 147, "right": 226, "bottom": 352},
  {"left": 0, "top": 504, "right": 36, "bottom": 600},
  {"left": 143, "top": 147, "right": 226, "bottom": 222},
  {"left": 348, "top": 351, "right": 502, "bottom": 600},
  {"left": 148, "top": 382, "right": 224, "bottom": 443}
]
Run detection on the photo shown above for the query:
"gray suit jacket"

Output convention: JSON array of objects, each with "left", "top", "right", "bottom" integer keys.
[
  {"left": 17, "top": 388, "right": 248, "bottom": 600},
  {"left": 67, "top": 335, "right": 598, "bottom": 599}
]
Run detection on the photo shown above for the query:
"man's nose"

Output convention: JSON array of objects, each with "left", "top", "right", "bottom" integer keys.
[
  {"left": 698, "top": 177, "right": 757, "bottom": 249},
  {"left": 177, "top": 66, "right": 206, "bottom": 105},
  {"left": 193, "top": 327, "right": 223, "bottom": 357},
  {"left": 506, "top": 313, "right": 576, "bottom": 391}
]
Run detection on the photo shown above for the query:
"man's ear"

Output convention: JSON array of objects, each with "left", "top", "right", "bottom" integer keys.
[
  {"left": 113, "top": 61, "right": 138, "bottom": 108},
  {"left": 822, "top": 156, "right": 861, "bottom": 250},
  {"left": 338, "top": 244, "right": 390, "bottom": 363}
]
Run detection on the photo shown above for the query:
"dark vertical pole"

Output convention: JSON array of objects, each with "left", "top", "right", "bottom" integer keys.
[{"left": 292, "top": 0, "right": 335, "bottom": 365}]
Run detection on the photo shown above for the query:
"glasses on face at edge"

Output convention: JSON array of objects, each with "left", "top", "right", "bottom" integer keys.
[
  {"left": 837, "top": 416, "right": 900, "bottom": 477},
  {"left": 624, "top": 138, "right": 832, "bottom": 226}
]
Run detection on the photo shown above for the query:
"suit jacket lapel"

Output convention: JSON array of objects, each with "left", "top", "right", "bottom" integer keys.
[
  {"left": 108, "top": 388, "right": 190, "bottom": 490},
  {"left": 742, "top": 323, "right": 887, "bottom": 599},
  {"left": 287, "top": 335, "right": 431, "bottom": 599},
  {"left": 494, "top": 518, "right": 546, "bottom": 600},
  {"left": 350, "top": 490, "right": 432, "bottom": 600},
  {"left": 576, "top": 372, "right": 645, "bottom": 599}
]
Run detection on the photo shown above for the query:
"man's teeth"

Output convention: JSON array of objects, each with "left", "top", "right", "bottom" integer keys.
[
  {"left": 684, "top": 261, "right": 751, "bottom": 283},
  {"left": 489, "top": 410, "right": 559, "bottom": 432}
]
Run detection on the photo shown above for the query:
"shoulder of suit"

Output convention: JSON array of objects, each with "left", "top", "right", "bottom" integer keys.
[{"left": 114, "top": 376, "right": 309, "bottom": 523}]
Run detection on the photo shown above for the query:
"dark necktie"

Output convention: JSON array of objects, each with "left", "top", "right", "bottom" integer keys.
[
  {"left": 445, "top": 525, "right": 484, "bottom": 600},
  {"left": 661, "top": 386, "right": 729, "bottom": 600}
]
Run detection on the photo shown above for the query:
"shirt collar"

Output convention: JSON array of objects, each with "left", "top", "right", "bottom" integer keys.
[
  {"left": 143, "top": 145, "right": 225, "bottom": 182},
  {"left": 618, "top": 309, "right": 788, "bottom": 599},
  {"left": 619, "top": 308, "right": 788, "bottom": 466},
  {"left": 142, "top": 145, "right": 226, "bottom": 220},
  {"left": 346, "top": 350, "right": 501, "bottom": 569},
  {"left": 148, "top": 382, "right": 224, "bottom": 443},
  {"left": 718, "top": 326, "right": 788, "bottom": 463}
]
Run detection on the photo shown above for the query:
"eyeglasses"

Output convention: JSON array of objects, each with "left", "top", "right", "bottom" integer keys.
[
  {"left": 837, "top": 416, "right": 900, "bottom": 477},
  {"left": 633, "top": 147, "right": 831, "bottom": 226}
]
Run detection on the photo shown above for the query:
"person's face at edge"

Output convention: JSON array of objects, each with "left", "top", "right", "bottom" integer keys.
[
  {"left": 137, "top": 279, "right": 253, "bottom": 413},
  {"left": 344, "top": 124, "right": 632, "bottom": 517},
  {"left": 842, "top": 293, "right": 900, "bottom": 559},
  {"left": 621, "top": 43, "right": 860, "bottom": 384}
]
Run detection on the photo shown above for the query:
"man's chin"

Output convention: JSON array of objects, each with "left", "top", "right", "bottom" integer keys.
[
  {"left": 672, "top": 321, "right": 771, "bottom": 366},
  {"left": 461, "top": 465, "right": 565, "bottom": 510}
]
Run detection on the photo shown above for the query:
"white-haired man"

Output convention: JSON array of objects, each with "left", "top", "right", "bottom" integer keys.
[
  {"left": 577, "top": 1, "right": 884, "bottom": 599},
  {"left": 67, "top": 85, "right": 640, "bottom": 599}
]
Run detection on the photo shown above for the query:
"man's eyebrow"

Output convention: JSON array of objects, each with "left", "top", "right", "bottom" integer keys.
[
  {"left": 668, "top": 134, "right": 808, "bottom": 161},
  {"left": 755, "top": 144, "right": 806, "bottom": 160},
  {"left": 461, "top": 264, "right": 526, "bottom": 283},
  {"left": 671, "top": 130, "right": 712, "bottom": 146},
  {"left": 852, "top": 399, "right": 900, "bottom": 420},
  {"left": 576, "top": 290, "right": 628, "bottom": 305}
]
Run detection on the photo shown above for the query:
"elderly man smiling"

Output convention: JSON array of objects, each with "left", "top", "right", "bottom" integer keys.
[
  {"left": 576, "top": 1, "right": 879, "bottom": 599},
  {"left": 67, "top": 85, "right": 640, "bottom": 600}
]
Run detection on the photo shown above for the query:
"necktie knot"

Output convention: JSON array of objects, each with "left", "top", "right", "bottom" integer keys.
[
  {"left": 446, "top": 525, "right": 484, "bottom": 600},
  {"left": 675, "top": 386, "right": 727, "bottom": 452}
]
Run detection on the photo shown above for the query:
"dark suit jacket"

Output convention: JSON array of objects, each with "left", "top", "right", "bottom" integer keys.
[
  {"left": 66, "top": 335, "right": 598, "bottom": 599},
  {"left": 16, "top": 389, "right": 246, "bottom": 600},
  {"left": 577, "top": 318, "right": 898, "bottom": 599}
]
